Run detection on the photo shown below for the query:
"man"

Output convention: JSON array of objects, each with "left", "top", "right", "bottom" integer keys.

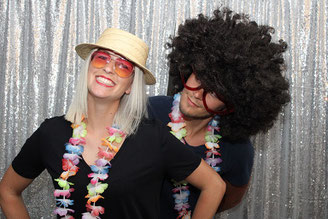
[{"left": 148, "top": 7, "right": 290, "bottom": 218}]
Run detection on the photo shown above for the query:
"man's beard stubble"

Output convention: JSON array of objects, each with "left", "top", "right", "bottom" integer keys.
[{"left": 179, "top": 104, "right": 213, "bottom": 120}]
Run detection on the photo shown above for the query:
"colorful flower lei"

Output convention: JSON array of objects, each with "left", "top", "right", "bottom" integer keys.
[
  {"left": 54, "top": 121, "right": 125, "bottom": 218},
  {"left": 168, "top": 93, "right": 222, "bottom": 219}
]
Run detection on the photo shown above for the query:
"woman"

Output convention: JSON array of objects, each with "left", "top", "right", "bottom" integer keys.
[{"left": 0, "top": 28, "right": 226, "bottom": 219}]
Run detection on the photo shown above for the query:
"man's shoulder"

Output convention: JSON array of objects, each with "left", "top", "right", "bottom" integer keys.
[
  {"left": 148, "top": 95, "right": 173, "bottom": 107},
  {"left": 221, "top": 138, "right": 253, "bottom": 153},
  {"left": 221, "top": 138, "right": 252, "bottom": 147},
  {"left": 220, "top": 137, "right": 254, "bottom": 164},
  {"left": 147, "top": 95, "right": 174, "bottom": 124}
]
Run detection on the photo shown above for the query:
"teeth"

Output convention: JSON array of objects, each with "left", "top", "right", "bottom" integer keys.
[{"left": 97, "top": 77, "right": 114, "bottom": 86}]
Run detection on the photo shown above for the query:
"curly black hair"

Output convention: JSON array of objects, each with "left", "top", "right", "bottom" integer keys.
[{"left": 166, "top": 7, "right": 290, "bottom": 141}]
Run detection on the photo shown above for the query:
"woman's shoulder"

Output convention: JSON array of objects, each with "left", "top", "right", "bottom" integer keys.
[{"left": 39, "top": 115, "right": 71, "bottom": 132}]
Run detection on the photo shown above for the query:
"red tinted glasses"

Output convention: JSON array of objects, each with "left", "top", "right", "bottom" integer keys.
[
  {"left": 91, "top": 51, "right": 134, "bottom": 78},
  {"left": 181, "top": 73, "right": 234, "bottom": 115}
]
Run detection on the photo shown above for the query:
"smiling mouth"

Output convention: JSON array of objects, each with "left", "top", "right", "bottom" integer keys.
[
  {"left": 187, "top": 96, "right": 199, "bottom": 107},
  {"left": 96, "top": 76, "right": 115, "bottom": 87}
]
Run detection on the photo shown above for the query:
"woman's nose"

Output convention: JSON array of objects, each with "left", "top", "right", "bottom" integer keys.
[{"left": 103, "top": 60, "right": 115, "bottom": 74}]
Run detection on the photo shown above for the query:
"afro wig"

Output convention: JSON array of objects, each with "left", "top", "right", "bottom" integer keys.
[{"left": 166, "top": 7, "right": 290, "bottom": 141}]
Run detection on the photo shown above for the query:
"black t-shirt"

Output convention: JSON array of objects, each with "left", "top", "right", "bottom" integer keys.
[
  {"left": 12, "top": 116, "right": 201, "bottom": 219},
  {"left": 148, "top": 96, "right": 254, "bottom": 219}
]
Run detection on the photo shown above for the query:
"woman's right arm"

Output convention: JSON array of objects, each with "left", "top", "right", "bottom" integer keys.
[{"left": 0, "top": 165, "right": 33, "bottom": 219}]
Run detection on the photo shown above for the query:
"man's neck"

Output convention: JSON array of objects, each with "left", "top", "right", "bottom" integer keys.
[{"left": 183, "top": 117, "right": 213, "bottom": 146}]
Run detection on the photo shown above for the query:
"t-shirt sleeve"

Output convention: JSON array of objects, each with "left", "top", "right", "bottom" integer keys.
[
  {"left": 11, "top": 121, "right": 46, "bottom": 179},
  {"left": 221, "top": 140, "right": 254, "bottom": 186},
  {"left": 159, "top": 124, "right": 201, "bottom": 182}
]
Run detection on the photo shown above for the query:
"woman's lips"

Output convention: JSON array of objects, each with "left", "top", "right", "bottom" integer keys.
[{"left": 96, "top": 75, "right": 115, "bottom": 87}]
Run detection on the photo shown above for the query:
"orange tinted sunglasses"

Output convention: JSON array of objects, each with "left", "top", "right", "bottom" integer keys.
[{"left": 91, "top": 51, "right": 134, "bottom": 78}]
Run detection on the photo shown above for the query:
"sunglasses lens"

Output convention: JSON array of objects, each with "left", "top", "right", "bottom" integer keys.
[
  {"left": 203, "top": 92, "right": 234, "bottom": 115},
  {"left": 91, "top": 52, "right": 110, "bottom": 68},
  {"left": 115, "top": 60, "right": 134, "bottom": 78},
  {"left": 181, "top": 73, "right": 202, "bottom": 91}
]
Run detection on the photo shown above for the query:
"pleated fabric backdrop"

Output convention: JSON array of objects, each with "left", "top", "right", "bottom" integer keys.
[{"left": 0, "top": 0, "right": 327, "bottom": 218}]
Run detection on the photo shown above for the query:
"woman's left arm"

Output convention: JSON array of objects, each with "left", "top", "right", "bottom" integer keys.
[{"left": 185, "top": 159, "right": 226, "bottom": 219}]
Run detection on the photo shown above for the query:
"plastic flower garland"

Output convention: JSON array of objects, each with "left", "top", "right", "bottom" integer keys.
[
  {"left": 168, "top": 93, "right": 222, "bottom": 219},
  {"left": 54, "top": 121, "right": 125, "bottom": 218}
]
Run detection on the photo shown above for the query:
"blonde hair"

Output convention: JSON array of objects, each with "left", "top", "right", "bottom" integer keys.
[{"left": 65, "top": 50, "right": 148, "bottom": 136}]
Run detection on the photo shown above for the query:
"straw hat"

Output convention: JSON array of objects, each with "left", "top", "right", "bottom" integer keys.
[{"left": 75, "top": 28, "right": 156, "bottom": 85}]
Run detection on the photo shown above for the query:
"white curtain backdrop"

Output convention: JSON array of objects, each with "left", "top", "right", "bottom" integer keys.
[{"left": 0, "top": 0, "right": 327, "bottom": 218}]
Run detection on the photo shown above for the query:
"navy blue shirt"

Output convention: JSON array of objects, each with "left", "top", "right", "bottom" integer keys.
[{"left": 148, "top": 96, "right": 254, "bottom": 218}]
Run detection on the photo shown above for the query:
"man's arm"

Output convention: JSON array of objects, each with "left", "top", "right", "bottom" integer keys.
[{"left": 217, "top": 179, "right": 250, "bottom": 212}]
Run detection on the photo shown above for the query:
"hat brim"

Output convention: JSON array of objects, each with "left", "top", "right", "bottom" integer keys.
[{"left": 75, "top": 43, "right": 156, "bottom": 85}]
